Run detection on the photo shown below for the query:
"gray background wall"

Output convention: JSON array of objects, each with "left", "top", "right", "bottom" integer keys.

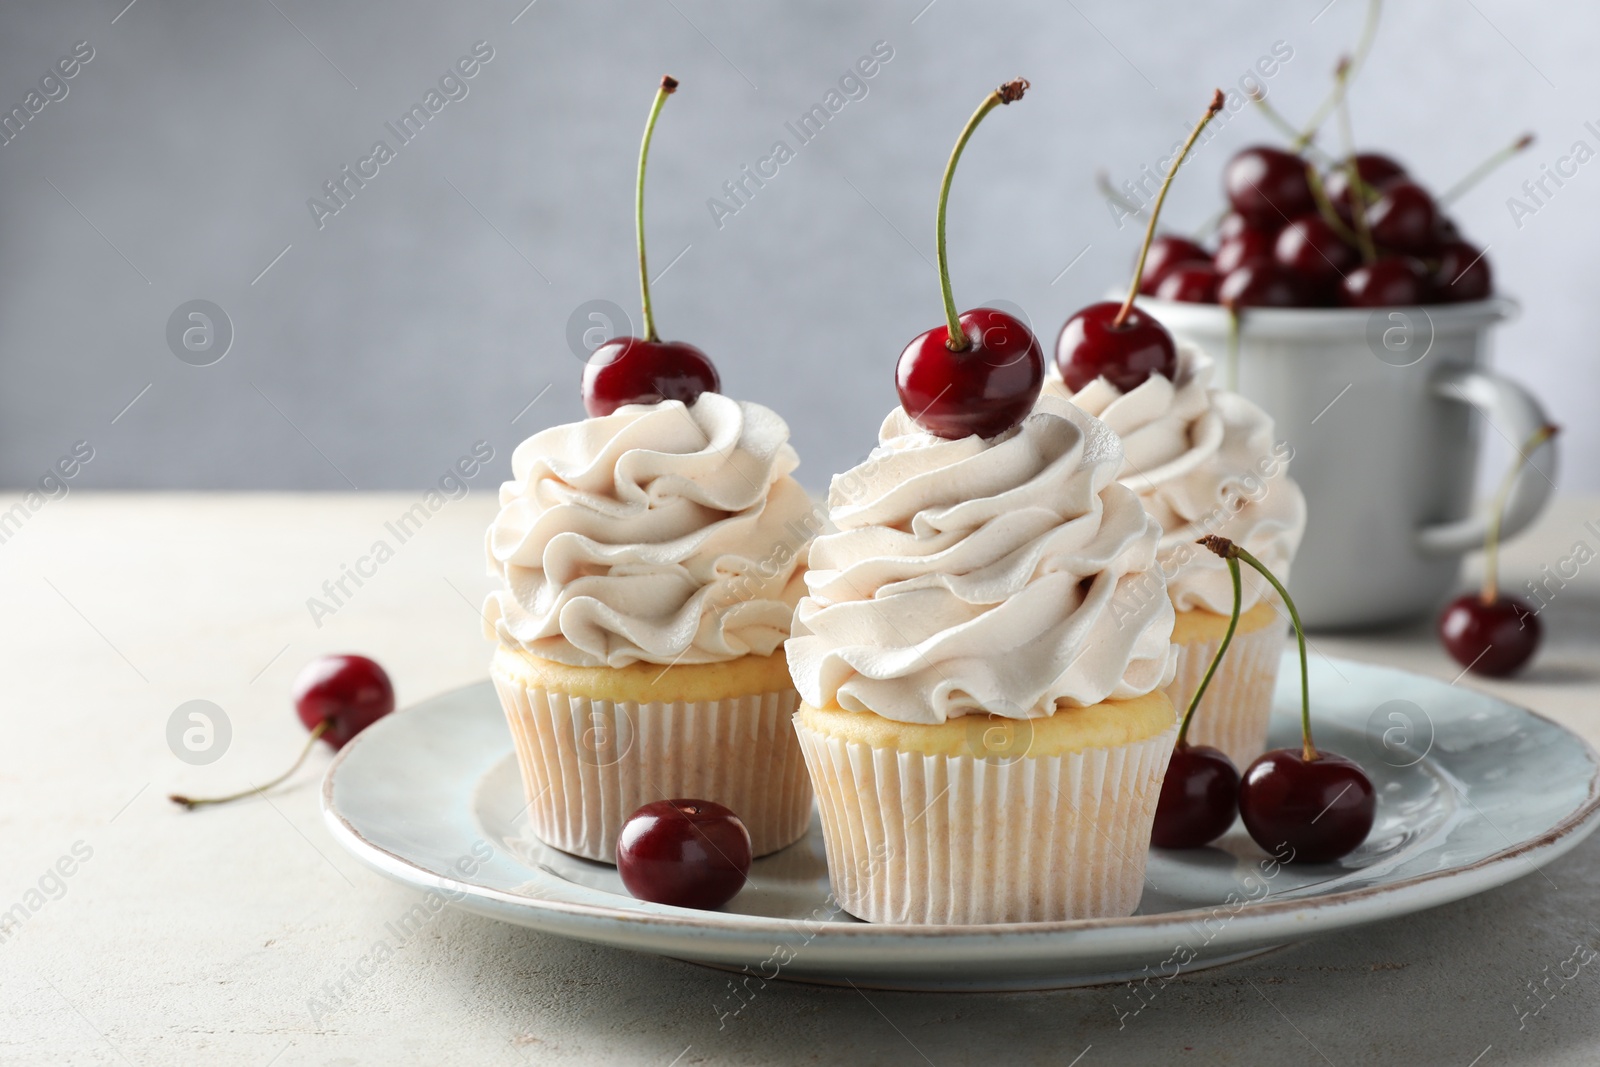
[{"left": 0, "top": 0, "right": 1593, "bottom": 494}]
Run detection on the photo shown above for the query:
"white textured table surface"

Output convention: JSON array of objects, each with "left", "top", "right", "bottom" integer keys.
[{"left": 4, "top": 493, "right": 1599, "bottom": 1066}]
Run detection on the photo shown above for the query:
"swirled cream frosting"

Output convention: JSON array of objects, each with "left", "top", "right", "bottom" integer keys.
[
  {"left": 484, "top": 393, "right": 814, "bottom": 668},
  {"left": 786, "top": 396, "right": 1175, "bottom": 724},
  {"left": 1042, "top": 343, "right": 1306, "bottom": 615}
]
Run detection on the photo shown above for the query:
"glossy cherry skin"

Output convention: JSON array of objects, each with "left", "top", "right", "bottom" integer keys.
[
  {"left": 1325, "top": 153, "right": 1406, "bottom": 219},
  {"left": 897, "top": 309, "right": 1044, "bottom": 439},
  {"left": 1217, "top": 211, "right": 1281, "bottom": 242},
  {"left": 1056, "top": 301, "right": 1177, "bottom": 393},
  {"left": 1154, "top": 262, "right": 1220, "bottom": 304},
  {"left": 1438, "top": 594, "right": 1541, "bottom": 676},
  {"left": 1274, "top": 213, "right": 1359, "bottom": 289},
  {"left": 1219, "top": 259, "right": 1313, "bottom": 309},
  {"left": 1434, "top": 241, "right": 1493, "bottom": 303},
  {"left": 616, "top": 799, "right": 752, "bottom": 909},
  {"left": 1341, "top": 256, "right": 1431, "bottom": 307},
  {"left": 1238, "top": 748, "right": 1376, "bottom": 863},
  {"left": 582, "top": 337, "right": 721, "bottom": 417},
  {"left": 1224, "top": 146, "right": 1315, "bottom": 228},
  {"left": 292, "top": 655, "right": 395, "bottom": 749},
  {"left": 1152, "top": 744, "right": 1240, "bottom": 849},
  {"left": 1139, "top": 235, "right": 1212, "bottom": 295},
  {"left": 1368, "top": 180, "right": 1440, "bottom": 256},
  {"left": 1214, "top": 227, "right": 1275, "bottom": 275}
]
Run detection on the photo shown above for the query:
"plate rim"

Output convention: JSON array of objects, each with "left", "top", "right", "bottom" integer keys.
[{"left": 322, "top": 662, "right": 1600, "bottom": 941}]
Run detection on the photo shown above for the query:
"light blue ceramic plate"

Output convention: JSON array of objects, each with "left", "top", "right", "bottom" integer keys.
[{"left": 322, "top": 656, "right": 1600, "bottom": 991}]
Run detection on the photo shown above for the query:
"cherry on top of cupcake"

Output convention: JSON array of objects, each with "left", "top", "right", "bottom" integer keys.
[
  {"left": 1056, "top": 89, "right": 1225, "bottom": 396},
  {"left": 894, "top": 78, "right": 1044, "bottom": 442},
  {"left": 583, "top": 75, "right": 721, "bottom": 418},
  {"left": 1113, "top": 3, "right": 1530, "bottom": 311}
]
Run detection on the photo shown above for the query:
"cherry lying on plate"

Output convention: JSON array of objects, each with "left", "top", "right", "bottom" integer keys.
[{"left": 617, "top": 799, "right": 752, "bottom": 910}]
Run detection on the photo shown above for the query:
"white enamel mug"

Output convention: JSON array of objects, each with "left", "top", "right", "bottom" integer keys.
[{"left": 1136, "top": 296, "right": 1558, "bottom": 630}]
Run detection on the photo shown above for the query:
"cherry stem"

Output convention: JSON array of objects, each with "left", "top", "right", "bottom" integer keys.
[
  {"left": 1224, "top": 306, "right": 1242, "bottom": 392},
  {"left": 1333, "top": 59, "right": 1377, "bottom": 264},
  {"left": 1294, "top": 0, "right": 1382, "bottom": 149},
  {"left": 1482, "top": 423, "right": 1559, "bottom": 604},
  {"left": 636, "top": 75, "right": 678, "bottom": 344},
  {"left": 1177, "top": 557, "right": 1243, "bottom": 749},
  {"left": 1441, "top": 133, "right": 1536, "bottom": 206},
  {"left": 169, "top": 721, "right": 330, "bottom": 810},
  {"left": 1202, "top": 536, "right": 1315, "bottom": 761},
  {"left": 1115, "top": 89, "right": 1225, "bottom": 329},
  {"left": 937, "top": 78, "right": 1028, "bottom": 351},
  {"left": 1304, "top": 161, "right": 1362, "bottom": 247},
  {"left": 1095, "top": 169, "right": 1146, "bottom": 221}
]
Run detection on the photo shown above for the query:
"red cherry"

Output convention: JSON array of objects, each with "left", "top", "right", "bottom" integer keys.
[
  {"left": 1152, "top": 744, "right": 1239, "bottom": 849},
  {"left": 1434, "top": 241, "right": 1493, "bottom": 303},
  {"left": 1056, "top": 301, "right": 1177, "bottom": 393},
  {"left": 582, "top": 76, "right": 719, "bottom": 419},
  {"left": 171, "top": 654, "right": 395, "bottom": 810},
  {"left": 1368, "top": 180, "right": 1440, "bottom": 255},
  {"left": 581, "top": 338, "right": 720, "bottom": 417},
  {"left": 293, "top": 654, "right": 396, "bottom": 749},
  {"left": 1154, "top": 262, "right": 1220, "bottom": 304},
  {"left": 898, "top": 309, "right": 1044, "bottom": 438},
  {"left": 1274, "top": 213, "right": 1359, "bottom": 289},
  {"left": 1325, "top": 153, "right": 1406, "bottom": 220},
  {"left": 901, "top": 80, "right": 1039, "bottom": 440},
  {"left": 617, "top": 799, "right": 751, "bottom": 909},
  {"left": 1057, "top": 92, "right": 1224, "bottom": 395},
  {"left": 1213, "top": 227, "right": 1275, "bottom": 275},
  {"left": 1238, "top": 748, "right": 1376, "bottom": 863},
  {"left": 1219, "top": 259, "right": 1312, "bottom": 309},
  {"left": 1438, "top": 594, "right": 1540, "bottom": 676},
  {"left": 1139, "top": 235, "right": 1211, "bottom": 295},
  {"left": 1341, "top": 257, "right": 1431, "bottom": 307},
  {"left": 1224, "top": 146, "right": 1315, "bottom": 228}
]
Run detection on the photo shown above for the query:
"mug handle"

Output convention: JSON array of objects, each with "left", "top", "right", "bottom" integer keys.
[{"left": 1415, "top": 366, "right": 1559, "bottom": 556}]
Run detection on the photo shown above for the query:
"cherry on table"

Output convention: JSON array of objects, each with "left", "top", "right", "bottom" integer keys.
[
  {"left": 617, "top": 799, "right": 752, "bottom": 909},
  {"left": 898, "top": 309, "right": 1044, "bottom": 438},
  {"left": 293, "top": 654, "right": 396, "bottom": 748},
  {"left": 582, "top": 338, "right": 720, "bottom": 417},
  {"left": 1438, "top": 594, "right": 1540, "bottom": 676},
  {"left": 1368, "top": 180, "right": 1440, "bottom": 255},
  {"left": 1154, "top": 262, "right": 1220, "bottom": 304},
  {"left": 1341, "top": 257, "right": 1431, "bottom": 307},
  {"left": 1238, "top": 748, "right": 1376, "bottom": 864},
  {"left": 1434, "top": 241, "right": 1492, "bottom": 303},
  {"left": 171, "top": 654, "right": 396, "bottom": 810},
  {"left": 1139, "top": 235, "right": 1211, "bottom": 295},
  {"left": 1152, "top": 744, "right": 1240, "bottom": 849},
  {"left": 1219, "top": 259, "right": 1312, "bottom": 308},
  {"left": 1224, "top": 146, "right": 1315, "bottom": 228}
]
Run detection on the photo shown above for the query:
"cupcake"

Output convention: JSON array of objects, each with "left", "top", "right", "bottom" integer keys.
[
  {"left": 787, "top": 396, "right": 1178, "bottom": 924},
  {"left": 1042, "top": 343, "right": 1306, "bottom": 768},
  {"left": 484, "top": 393, "right": 817, "bottom": 861}
]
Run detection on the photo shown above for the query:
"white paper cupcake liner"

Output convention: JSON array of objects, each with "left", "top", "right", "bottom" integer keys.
[
  {"left": 1164, "top": 620, "right": 1285, "bottom": 771},
  {"left": 793, "top": 715, "right": 1177, "bottom": 925},
  {"left": 492, "top": 669, "right": 812, "bottom": 863}
]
